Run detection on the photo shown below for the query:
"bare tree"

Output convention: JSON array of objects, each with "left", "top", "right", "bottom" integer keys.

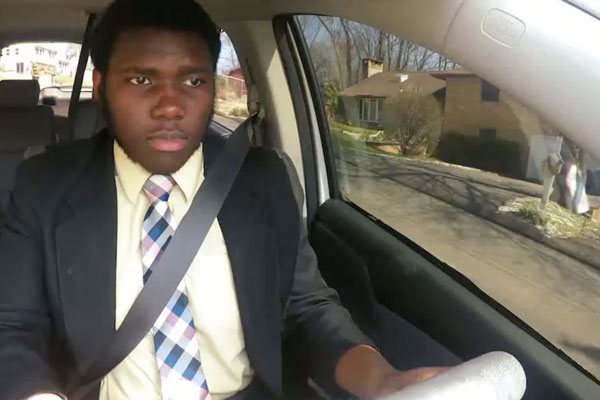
[
  {"left": 296, "top": 15, "right": 322, "bottom": 51},
  {"left": 376, "top": 30, "right": 385, "bottom": 61},
  {"left": 65, "top": 44, "right": 80, "bottom": 61},
  {"left": 317, "top": 16, "right": 346, "bottom": 86},
  {"left": 220, "top": 33, "right": 240, "bottom": 73},
  {"left": 340, "top": 19, "right": 354, "bottom": 88},
  {"left": 299, "top": 15, "right": 461, "bottom": 89}
]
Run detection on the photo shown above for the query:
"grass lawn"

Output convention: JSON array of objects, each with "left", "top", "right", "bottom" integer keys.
[
  {"left": 330, "top": 128, "right": 369, "bottom": 151},
  {"left": 499, "top": 197, "right": 600, "bottom": 240},
  {"left": 328, "top": 120, "right": 380, "bottom": 137}
]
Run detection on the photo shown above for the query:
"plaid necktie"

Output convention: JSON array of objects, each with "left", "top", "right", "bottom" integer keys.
[{"left": 142, "top": 175, "right": 210, "bottom": 400}]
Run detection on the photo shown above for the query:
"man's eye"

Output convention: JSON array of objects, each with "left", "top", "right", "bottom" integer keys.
[
  {"left": 129, "top": 76, "right": 151, "bottom": 85},
  {"left": 183, "top": 78, "right": 205, "bottom": 87}
]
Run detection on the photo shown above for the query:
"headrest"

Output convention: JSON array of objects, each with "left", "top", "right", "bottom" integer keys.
[
  {"left": 0, "top": 107, "right": 54, "bottom": 150},
  {"left": 0, "top": 80, "right": 41, "bottom": 107},
  {"left": 73, "top": 99, "right": 106, "bottom": 139}
]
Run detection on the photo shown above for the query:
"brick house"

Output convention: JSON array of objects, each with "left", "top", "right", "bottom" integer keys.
[{"left": 339, "top": 68, "right": 559, "bottom": 178}]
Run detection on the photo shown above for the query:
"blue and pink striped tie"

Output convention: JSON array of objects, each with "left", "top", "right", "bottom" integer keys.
[{"left": 142, "top": 175, "right": 210, "bottom": 400}]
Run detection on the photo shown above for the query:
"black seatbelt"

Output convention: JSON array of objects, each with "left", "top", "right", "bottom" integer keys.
[
  {"left": 68, "top": 13, "right": 96, "bottom": 141},
  {"left": 69, "top": 116, "right": 253, "bottom": 398}
]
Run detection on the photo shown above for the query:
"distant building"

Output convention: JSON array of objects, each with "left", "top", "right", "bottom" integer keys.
[
  {"left": 362, "top": 58, "right": 384, "bottom": 79},
  {"left": 226, "top": 67, "right": 247, "bottom": 97},
  {"left": 339, "top": 65, "right": 560, "bottom": 179},
  {"left": 0, "top": 43, "right": 79, "bottom": 88},
  {"left": 228, "top": 67, "right": 244, "bottom": 81}
]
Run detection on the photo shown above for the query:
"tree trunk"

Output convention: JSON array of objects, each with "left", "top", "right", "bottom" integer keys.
[
  {"left": 341, "top": 19, "right": 354, "bottom": 87},
  {"left": 395, "top": 40, "right": 405, "bottom": 70},
  {"left": 377, "top": 30, "right": 385, "bottom": 61},
  {"left": 317, "top": 16, "right": 345, "bottom": 87}
]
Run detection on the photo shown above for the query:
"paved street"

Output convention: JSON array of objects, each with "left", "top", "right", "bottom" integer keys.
[
  {"left": 335, "top": 149, "right": 600, "bottom": 379},
  {"left": 213, "top": 113, "right": 243, "bottom": 131}
]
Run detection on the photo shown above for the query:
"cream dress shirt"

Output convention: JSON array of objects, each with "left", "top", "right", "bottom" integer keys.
[{"left": 98, "top": 142, "right": 254, "bottom": 400}]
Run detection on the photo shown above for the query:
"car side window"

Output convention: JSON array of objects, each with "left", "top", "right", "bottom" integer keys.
[
  {"left": 0, "top": 35, "right": 249, "bottom": 128},
  {"left": 214, "top": 32, "right": 249, "bottom": 130},
  {"left": 296, "top": 15, "right": 600, "bottom": 380}
]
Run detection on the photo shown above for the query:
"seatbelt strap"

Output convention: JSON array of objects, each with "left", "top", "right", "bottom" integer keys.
[
  {"left": 67, "top": 13, "right": 96, "bottom": 141},
  {"left": 69, "top": 115, "right": 253, "bottom": 398}
]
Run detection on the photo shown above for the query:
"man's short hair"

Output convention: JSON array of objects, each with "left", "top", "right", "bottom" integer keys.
[{"left": 90, "top": 0, "right": 222, "bottom": 74}]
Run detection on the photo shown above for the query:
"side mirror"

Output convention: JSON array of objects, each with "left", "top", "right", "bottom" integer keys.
[{"left": 41, "top": 96, "right": 57, "bottom": 106}]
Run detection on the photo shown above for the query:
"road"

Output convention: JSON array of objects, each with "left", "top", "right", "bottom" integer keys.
[
  {"left": 335, "top": 149, "right": 600, "bottom": 379},
  {"left": 213, "top": 114, "right": 243, "bottom": 131}
]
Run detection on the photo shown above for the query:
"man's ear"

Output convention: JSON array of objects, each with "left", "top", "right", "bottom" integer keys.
[{"left": 92, "top": 69, "right": 103, "bottom": 101}]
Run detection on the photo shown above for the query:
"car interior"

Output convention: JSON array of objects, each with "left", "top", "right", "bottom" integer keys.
[{"left": 0, "top": 0, "right": 599, "bottom": 399}]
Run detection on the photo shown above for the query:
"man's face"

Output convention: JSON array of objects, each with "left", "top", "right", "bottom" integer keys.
[{"left": 93, "top": 28, "right": 215, "bottom": 174}]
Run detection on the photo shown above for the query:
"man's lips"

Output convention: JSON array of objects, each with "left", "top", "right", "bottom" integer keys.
[{"left": 147, "top": 132, "right": 188, "bottom": 152}]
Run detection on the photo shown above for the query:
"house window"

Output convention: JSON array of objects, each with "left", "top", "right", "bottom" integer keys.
[
  {"left": 16, "top": 63, "right": 24, "bottom": 73},
  {"left": 359, "top": 98, "right": 383, "bottom": 123},
  {"left": 479, "top": 128, "right": 497, "bottom": 139},
  {"left": 481, "top": 80, "right": 500, "bottom": 102}
]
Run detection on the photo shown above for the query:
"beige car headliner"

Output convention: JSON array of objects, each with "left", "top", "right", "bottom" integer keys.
[{"left": 0, "top": 0, "right": 458, "bottom": 52}]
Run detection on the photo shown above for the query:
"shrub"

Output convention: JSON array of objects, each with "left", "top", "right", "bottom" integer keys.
[
  {"left": 382, "top": 87, "right": 442, "bottom": 156},
  {"left": 322, "top": 80, "right": 340, "bottom": 119},
  {"left": 230, "top": 106, "right": 249, "bottom": 118},
  {"left": 516, "top": 202, "right": 548, "bottom": 227}
]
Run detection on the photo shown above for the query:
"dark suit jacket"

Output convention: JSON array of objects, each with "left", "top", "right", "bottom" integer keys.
[{"left": 0, "top": 129, "right": 371, "bottom": 399}]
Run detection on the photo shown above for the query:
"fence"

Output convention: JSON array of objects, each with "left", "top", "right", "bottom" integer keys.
[{"left": 216, "top": 74, "right": 247, "bottom": 101}]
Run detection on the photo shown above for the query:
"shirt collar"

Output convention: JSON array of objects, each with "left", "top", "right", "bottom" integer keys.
[
  {"left": 171, "top": 144, "right": 204, "bottom": 202},
  {"left": 113, "top": 140, "right": 204, "bottom": 204}
]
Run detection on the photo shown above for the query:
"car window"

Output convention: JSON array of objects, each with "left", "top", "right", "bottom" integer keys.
[
  {"left": 297, "top": 15, "right": 600, "bottom": 379},
  {"left": 214, "top": 32, "right": 248, "bottom": 130},
  {"left": 0, "top": 42, "right": 93, "bottom": 116}
]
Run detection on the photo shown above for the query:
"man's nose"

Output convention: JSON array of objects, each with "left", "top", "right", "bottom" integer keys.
[{"left": 151, "top": 84, "right": 186, "bottom": 121}]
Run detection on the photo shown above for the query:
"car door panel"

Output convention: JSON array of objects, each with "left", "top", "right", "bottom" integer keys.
[{"left": 311, "top": 199, "right": 600, "bottom": 399}]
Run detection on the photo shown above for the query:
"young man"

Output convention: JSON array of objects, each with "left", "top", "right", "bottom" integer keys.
[{"left": 0, "top": 0, "right": 445, "bottom": 399}]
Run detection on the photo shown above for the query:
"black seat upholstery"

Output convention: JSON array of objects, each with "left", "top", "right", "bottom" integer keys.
[
  {"left": 71, "top": 99, "right": 105, "bottom": 140},
  {"left": 0, "top": 80, "right": 54, "bottom": 213}
]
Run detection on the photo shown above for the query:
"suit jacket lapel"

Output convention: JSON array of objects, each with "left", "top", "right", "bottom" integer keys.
[
  {"left": 54, "top": 132, "right": 282, "bottom": 390},
  {"left": 55, "top": 133, "right": 117, "bottom": 372},
  {"left": 210, "top": 145, "right": 283, "bottom": 395}
]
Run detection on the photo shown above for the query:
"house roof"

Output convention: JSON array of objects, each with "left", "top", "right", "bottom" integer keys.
[
  {"left": 340, "top": 68, "right": 472, "bottom": 98},
  {"left": 430, "top": 69, "right": 477, "bottom": 80}
]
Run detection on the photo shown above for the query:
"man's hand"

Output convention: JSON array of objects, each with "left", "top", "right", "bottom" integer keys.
[
  {"left": 26, "top": 394, "right": 64, "bottom": 400},
  {"left": 335, "top": 345, "right": 450, "bottom": 399}
]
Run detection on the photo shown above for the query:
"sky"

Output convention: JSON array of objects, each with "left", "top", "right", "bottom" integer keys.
[{"left": 216, "top": 33, "right": 239, "bottom": 75}]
